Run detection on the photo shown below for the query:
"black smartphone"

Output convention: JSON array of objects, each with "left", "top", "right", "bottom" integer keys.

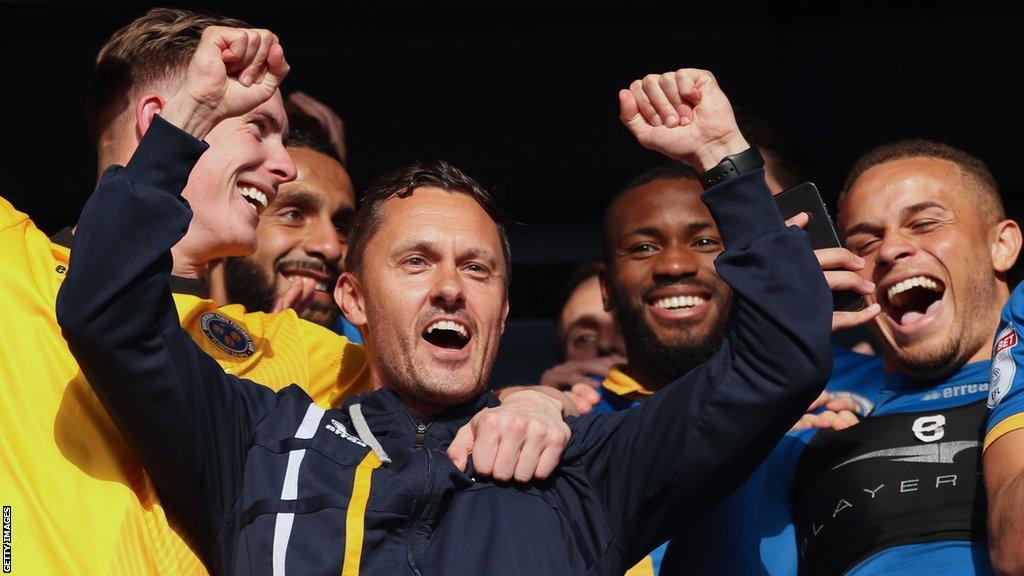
[{"left": 773, "top": 182, "right": 865, "bottom": 312}]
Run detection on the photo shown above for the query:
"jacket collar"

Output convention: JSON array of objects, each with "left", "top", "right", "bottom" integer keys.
[
  {"left": 602, "top": 364, "right": 655, "bottom": 400},
  {"left": 344, "top": 388, "right": 500, "bottom": 448}
]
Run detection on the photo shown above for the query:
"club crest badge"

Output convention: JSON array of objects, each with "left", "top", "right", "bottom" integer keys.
[
  {"left": 200, "top": 312, "right": 255, "bottom": 358},
  {"left": 989, "top": 323, "right": 1018, "bottom": 409}
]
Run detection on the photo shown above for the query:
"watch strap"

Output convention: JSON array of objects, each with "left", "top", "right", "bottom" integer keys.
[{"left": 698, "top": 147, "right": 765, "bottom": 190}]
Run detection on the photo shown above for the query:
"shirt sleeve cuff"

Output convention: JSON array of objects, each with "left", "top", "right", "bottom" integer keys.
[
  {"left": 701, "top": 168, "right": 786, "bottom": 248},
  {"left": 124, "top": 114, "right": 210, "bottom": 195}
]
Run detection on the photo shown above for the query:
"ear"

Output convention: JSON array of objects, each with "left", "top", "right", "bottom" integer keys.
[
  {"left": 598, "top": 261, "right": 613, "bottom": 312},
  {"left": 337, "top": 272, "right": 368, "bottom": 327},
  {"left": 499, "top": 294, "right": 510, "bottom": 335},
  {"left": 991, "top": 219, "right": 1022, "bottom": 274},
  {"left": 134, "top": 93, "right": 167, "bottom": 143}
]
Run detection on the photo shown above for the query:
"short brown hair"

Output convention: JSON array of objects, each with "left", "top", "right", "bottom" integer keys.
[
  {"left": 344, "top": 160, "right": 512, "bottom": 287},
  {"left": 86, "top": 8, "right": 249, "bottom": 144},
  {"left": 839, "top": 139, "right": 1004, "bottom": 226}
]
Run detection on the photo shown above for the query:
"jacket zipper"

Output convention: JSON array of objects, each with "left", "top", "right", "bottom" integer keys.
[{"left": 405, "top": 421, "right": 434, "bottom": 576}]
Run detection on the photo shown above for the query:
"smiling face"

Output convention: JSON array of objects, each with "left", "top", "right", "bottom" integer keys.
[
  {"left": 224, "top": 146, "right": 356, "bottom": 326},
  {"left": 602, "top": 178, "right": 732, "bottom": 388},
  {"left": 840, "top": 157, "right": 1011, "bottom": 378},
  {"left": 180, "top": 92, "right": 297, "bottom": 258},
  {"left": 338, "top": 187, "right": 509, "bottom": 416}
]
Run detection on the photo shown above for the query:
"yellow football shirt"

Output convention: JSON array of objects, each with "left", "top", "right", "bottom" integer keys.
[{"left": 0, "top": 196, "right": 369, "bottom": 575}]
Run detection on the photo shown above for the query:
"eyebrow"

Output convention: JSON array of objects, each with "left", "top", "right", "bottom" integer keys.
[
  {"left": 622, "top": 221, "right": 716, "bottom": 239},
  {"left": 275, "top": 190, "right": 322, "bottom": 210},
  {"left": 564, "top": 314, "right": 603, "bottom": 333},
  {"left": 247, "top": 109, "right": 284, "bottom": 136},
  {"left": 843, "top": 201, "right": 949, "bottom": 238},
  {"left": 391, "top": 241, "right": 499, "bottom": 266}
]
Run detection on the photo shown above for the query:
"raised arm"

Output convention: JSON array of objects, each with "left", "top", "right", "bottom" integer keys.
[
  {"left": 56, "top": 26, "right": 290, "bottom": 559},
  {"left": 570, "top": 69, "right": 833, "bottom": 564}
]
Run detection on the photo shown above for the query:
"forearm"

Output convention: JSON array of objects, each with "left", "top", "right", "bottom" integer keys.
[{"left": 990, "top": 471, "right": 1024, "bottom": 575}]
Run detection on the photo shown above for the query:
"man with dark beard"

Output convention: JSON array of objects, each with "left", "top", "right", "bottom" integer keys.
[
  {"left": 216, "top": 110, "right": 356, "bottom": 328},
  {"left": 599, "top": 154, "right": 878, "bottom": 574}
]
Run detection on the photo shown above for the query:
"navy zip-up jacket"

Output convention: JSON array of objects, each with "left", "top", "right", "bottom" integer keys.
[{"left": 57, "top": 117, "right": 833, "bottom": 575}]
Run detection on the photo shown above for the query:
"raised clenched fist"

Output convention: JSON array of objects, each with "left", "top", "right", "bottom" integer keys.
[
  {"left": 162, "top": 26, "right": 290, "bottom": 139},
  {"left": 619, "top": 68, "right": 749, "bottom": 172}
]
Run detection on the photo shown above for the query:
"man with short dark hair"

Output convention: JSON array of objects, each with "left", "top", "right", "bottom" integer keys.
[
  {"left": 746, "top": 139, "right": 1022, "bottom": 575},
  {"left": 58, "top": 54, "right": 833, "bottom": 575}
]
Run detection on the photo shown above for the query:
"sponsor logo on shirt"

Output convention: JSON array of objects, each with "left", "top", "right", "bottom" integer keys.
[
  {"left": 990, "top": 323, "right": 1018, "bottom": 408},
  {"left": 325, "top": 419, "right": 368, "bottom": 448},
  {"left": 920, "top": 382, "right": 989, "bottom": 402},
  {"left": 200, "top": 312, "right": 255, "bottom": 358}
]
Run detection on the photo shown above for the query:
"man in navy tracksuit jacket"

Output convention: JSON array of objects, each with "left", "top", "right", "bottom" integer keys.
[{"left": 57, "top": 30, "right": 832, "bottom": 576}]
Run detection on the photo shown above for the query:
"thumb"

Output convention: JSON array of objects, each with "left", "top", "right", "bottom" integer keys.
[
  {"left": 219, "top": 30, "right": 248, "bottom": 63},
  {"left": 618, "top": 88, "right": 648, "bottom": 137},
  {"left": 447, "top": 422, "right": 476, "bottom": 472},
  {"left": 785, "top": 211, "right": 810, "bottom": 230},
  {"left": 571, "top": 382, "right": 601, "bottom": 413}
]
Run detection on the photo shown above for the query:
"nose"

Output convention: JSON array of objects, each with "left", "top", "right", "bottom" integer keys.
[
  {"left": 429, "top": 262, "right": 466, "bottom": 311},
  {"left": 652, "top": 243, "right": 700, "bottom": 281},
  {"left": 267, "top": 141, "right": 297, "bottom": 185},
  {"left": 596, "top": 326, "right": 625, "bottom": 358},
  {"left": 875, "top": 230, "right": 916, "bottom": 269},
  {"left": 303, "top": 218, "right": 344, "bottom": 271}
]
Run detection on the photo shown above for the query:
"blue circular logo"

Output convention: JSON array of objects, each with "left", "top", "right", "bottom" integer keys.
[{"left": 200, "top": 312, "right": 255, "bottom": 358}]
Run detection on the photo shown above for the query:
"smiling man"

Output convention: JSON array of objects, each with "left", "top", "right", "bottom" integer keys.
[
  {"left": 753, "top": 140, "right": 1021, "bottom": 576},
  {"left": 57, "top": 55, "right": 833, "bottom": 575},
  {"left": 219, "top": 117, "right": 356, "bottom": 327}
]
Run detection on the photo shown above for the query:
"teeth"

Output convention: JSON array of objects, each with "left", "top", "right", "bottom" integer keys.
[
  {"left": 653, "top": 295, "right": 707, "bottom": 310},
  {"left": 426, "top": 320, "right": 468, "bottom": 338},
  {"left": 886, "top": 276, "right": 941, "bottom": 301},
  {"left": 239, "top": 186, "right": 268, "bottom": 212},
  {"left": 314, "top": 281, "right": 328, "bottom": 291}
]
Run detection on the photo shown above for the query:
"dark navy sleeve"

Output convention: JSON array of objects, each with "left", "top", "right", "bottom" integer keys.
[
  {"left": 565, "top": 168, "right": 833, "bottom": 567},
  {"left": 56, "top": 116, "right": 282, "bottom": 559}
]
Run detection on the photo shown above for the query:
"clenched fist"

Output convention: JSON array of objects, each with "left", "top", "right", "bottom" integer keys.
[
  {"left": 162, "top": 26, "right": 290, "bottom": 139},
  {"left": 619, "top": 68, "right": 749, "bottom": 172}
]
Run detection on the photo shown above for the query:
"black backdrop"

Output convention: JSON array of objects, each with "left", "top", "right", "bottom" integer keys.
[{"left": 4, "top": 1, "right": 1022, "bottom": 384}]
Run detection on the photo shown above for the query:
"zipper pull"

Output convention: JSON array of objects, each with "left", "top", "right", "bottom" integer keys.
[{"left": 415, "top": 423, "right": 427, "bottom": 447}]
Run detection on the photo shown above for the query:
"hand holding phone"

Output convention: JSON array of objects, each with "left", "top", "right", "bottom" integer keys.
[{"left": 773, "top": 182, "right": 866, "bottom": 312}]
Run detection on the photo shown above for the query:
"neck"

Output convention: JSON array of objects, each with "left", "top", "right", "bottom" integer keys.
[{"left": 621, "top": 362, "right": 672, "bottom": 392}]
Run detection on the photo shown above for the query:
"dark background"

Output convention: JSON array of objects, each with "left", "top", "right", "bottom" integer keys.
[{"left": 4, "top": 1, "right": 1022, "bottom": 384}]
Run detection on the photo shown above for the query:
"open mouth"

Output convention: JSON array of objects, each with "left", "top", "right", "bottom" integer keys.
[
  {"left": 651, "top": 295, "right": 707, "bottom": 311},
  {"left": 421, "top": 319, "right": 471, "bottom": 350},
  {"left": 239, "top": 184, "right": 269, "bottom": 215},
  {"left": 279, "top": 271, "right": 333, "bottom": 292},
  {"left": 882, "top": 275, "right": 946, "bottom": 326}
]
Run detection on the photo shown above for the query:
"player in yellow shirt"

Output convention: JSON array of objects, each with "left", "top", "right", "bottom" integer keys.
[
  {"left": 0, "top": 194, "right": 369, "bottom": 575},
  {"left": 0, "top": 8, "right": 368, "bottom": 575}
]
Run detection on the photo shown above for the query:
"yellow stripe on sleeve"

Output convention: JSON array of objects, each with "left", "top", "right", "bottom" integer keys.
[
  {"left": 341, "top": 451, "right": 382, "bottom": 576},
  {"left": 984, "top": 412, "right": 1024, "bottom": 451},
  {"left": 624, "top": 554, "right": 655, "bottom": 576}
]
